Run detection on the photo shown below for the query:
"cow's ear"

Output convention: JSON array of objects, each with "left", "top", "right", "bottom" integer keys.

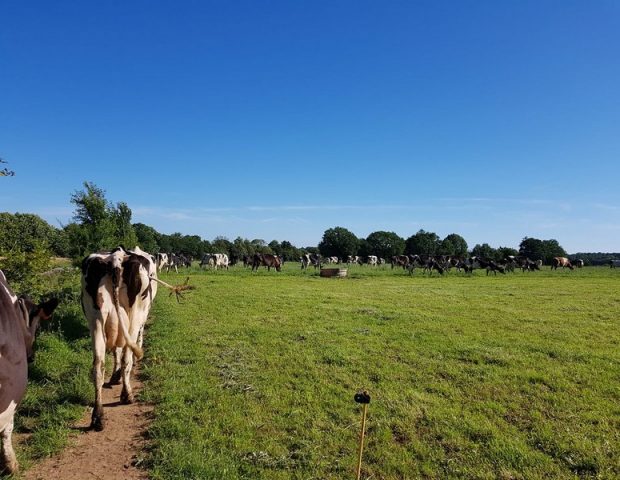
[{"left": 38, "top": 298, "right": 59, "bottom": 320}]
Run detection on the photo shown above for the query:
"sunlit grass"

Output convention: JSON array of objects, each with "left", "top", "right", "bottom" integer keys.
[{"left": 142, "top": 265, "right": 620, "bottom": 479}]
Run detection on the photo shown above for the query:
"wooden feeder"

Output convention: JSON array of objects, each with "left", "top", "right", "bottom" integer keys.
[{"left": 319, "top": 268, "right": 348, "bottom": 278}]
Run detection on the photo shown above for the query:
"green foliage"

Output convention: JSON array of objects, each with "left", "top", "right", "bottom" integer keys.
[
  {"left": 365, "top": 231, "right": 405, "bottom": 260},
  {"left": 440, "top": 233, "right": 468, "bottom": 256},
  {"left": 0, "top": 212, "right": 60, "bottom": 252},
  {"left": 471, "top": 242, "right": 496, "bottom": 259},
  {"left": 318, "top": 227, "right": 359, "bottom": 258},
  {"left": 519, "top": 237, "right": 568, "bottom": 264},
  {"left": 404, "top": 229, "right": 440, "bottom": 255},
  {"left": 134, "top": 223, "right": 160, "bottom": 253},
  {"left": 0, "top": 242, "right": 52, "bottom": 296}
]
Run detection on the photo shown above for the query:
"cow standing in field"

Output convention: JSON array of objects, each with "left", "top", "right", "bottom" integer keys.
[
  {"left": 573, "top": 259, "right": 584, "bottom": 268},
  {"left": 367, "top": 255, "right": 378, "bottom": 266},
  {"left": 609, "top": 259, "right": 620, "bottom": 268},
  {"left": 551, "top": 257, "right": 573, "bottom": 270},
  {"left": 391, "top": 255, "right": 410, "bottom": 269},
  {"left": 81, "top": 246, "right": 158, "bottom": 431},
  {"left": 1, "top": 271, "right": 58, "bottom": 474},
  {"left": 156, "top": 253, "right": 168, "bottom": 273},
  {"left": 252, "top": 253, "right": 281, "bottom": 272}
]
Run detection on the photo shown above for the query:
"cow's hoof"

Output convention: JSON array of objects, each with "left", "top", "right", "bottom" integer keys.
[
  {"left": 91, "top": 414, "right": 105, "bottom": 431},
  {"left": 104, "top": 370, "right": 122, "bottom": 388},
  {"left": 0, "top": 459, "right": 19, "bottom": 475},
  {"left": 120, "top": 390, "right": 134, "bottom": 404}
]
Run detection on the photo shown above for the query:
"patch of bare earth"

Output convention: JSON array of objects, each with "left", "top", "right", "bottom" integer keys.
[{"left": 22, "top": 373, "right": 151, "bottom": 480}]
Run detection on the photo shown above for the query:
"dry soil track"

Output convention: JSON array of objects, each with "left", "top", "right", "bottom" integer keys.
[{"left": 22, "top": 373, "right": 151, "bottom": 480}]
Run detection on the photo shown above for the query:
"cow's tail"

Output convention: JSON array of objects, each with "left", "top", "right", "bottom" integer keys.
[{"left": 111, "top": 253, "right": 143, "bottom": 360}]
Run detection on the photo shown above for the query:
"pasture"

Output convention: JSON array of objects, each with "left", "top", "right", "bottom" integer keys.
[{"left": 139, "top": 265, "right": 620, "bottom": 479}]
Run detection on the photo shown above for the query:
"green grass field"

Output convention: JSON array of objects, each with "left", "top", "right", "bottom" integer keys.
[{"left": 139, "top": 265, "right": 620, "bottom": 479}]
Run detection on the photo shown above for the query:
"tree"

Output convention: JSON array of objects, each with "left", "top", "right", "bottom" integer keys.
[
  {"left": 404, "top": 230, "right": 440, "bottom": 255},
  {"left": 496, "top": 246, "right": 518, "bottom": 260},
  {"left": 0, "top": 158, "right": 15, "bottom": 177},
  {"left": 541, "top": 239, "right": 567, "bottom": 265},
  {"left": 113, "top": 202, "right": 138, "bottom": 248},
  {"left": 70, "top": 182, "right": 116, "bottom": 254},
  {"left": 440, "top": 233, "right": 468, "bottom": 256},
  {"left": 471, "top": 243, "right": 496, "bottom": 259},
  {"left": 365, "top": 231, "right": 405, "bottom": 260},
  {"left": 518, "top": 237, "right": 546, "bottom": 261},
  {"left": 0, "top": 213, "right": 59, "bottom": 252},
  {"left": 318, "top": 227, "right": 359, "bottom": 258},
  {"left": 134, "top": 223, "right": 160, "bottom": 253}
]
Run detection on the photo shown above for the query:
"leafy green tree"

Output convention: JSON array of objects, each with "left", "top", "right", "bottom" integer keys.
[
  {"left": 440, "top": 233, "right": 468, "bottom": 256},
  {"left": 541, "top": 239, "right": 568, "bottom": 265},
  {"left": 318, "top": 227, "right": 360, "bottom": 258},
  {"left": 70, "top": 182, "right": 116, "bottom": 255},
  {"left": 0, "top": 213, "right": 59, "bottom": 252},
  {"left": 134, "top": 223, "right": 160, "bottom": 253},
  {"left": 472, "top": 243, "right": 496, "bottom": 259},
  {"left": 212, "top": 236, "right": 233, "bottom": 254},
  {"left": 113, "top": 202, "right": 138, "bottom": 248},
  {"left": 496, "top": 246, "right": 519, "bottom": 260},
  {"left": 404, "top": 230, "right": 440, "bottom": 255},
  {"left": 0, "top": 241, "right": 51, "bottom": 296},
  {"left": 519, "top": 237, "right": 546, "bottom": 261},
  {"left": 365, "top": 231, "right": 405, "bottom": 259}
]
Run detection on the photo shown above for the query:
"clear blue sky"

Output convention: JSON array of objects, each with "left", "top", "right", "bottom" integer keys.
[{"left": 1, "top": 1, "right": 619, "bottom": 252}]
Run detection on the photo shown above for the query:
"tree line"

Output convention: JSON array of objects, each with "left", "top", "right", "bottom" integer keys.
[{"left": 1, "top": 182, "right": 617, "bottom": 272}]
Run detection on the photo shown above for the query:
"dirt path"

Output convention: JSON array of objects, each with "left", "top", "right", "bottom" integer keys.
[{"left": 23, "top": 374, "right": 152, "bottom": 480}]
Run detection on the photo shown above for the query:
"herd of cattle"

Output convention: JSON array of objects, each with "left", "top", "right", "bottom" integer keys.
[
  {"left": 0, "top": 244, "right": 615, "bottom": 474},
  {"left": 153, "top": 251, "right": 587, "bottom": 275}
]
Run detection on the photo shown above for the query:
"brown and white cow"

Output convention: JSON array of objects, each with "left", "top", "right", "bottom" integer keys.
[
  {"left": 551, "top": 257, "right": 573, "bottom": 270},
  {"left": 81, "top": 246, "right": 157, "bottom": 431},
  {"left": 1, "top": 270, "right": 58, "bottom": 474}
]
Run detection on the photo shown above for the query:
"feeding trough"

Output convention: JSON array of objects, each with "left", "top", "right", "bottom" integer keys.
[{"left": 320, "top": 267, "right": 348, "bottom": 278}]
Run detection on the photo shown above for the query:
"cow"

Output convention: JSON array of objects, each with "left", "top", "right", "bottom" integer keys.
[
  {"left": 166, "top": 253, "right": 180, "bottom": 273},
  {"left": 156, "top": 253, "right": 168, "bottom": 273},
  {"left": 367, "top": 255, "right": 378, "bottom": 266},
  {"left": 573, "top": 259, "right": 584, "bottom": 268},
  {"left": 200, "top": 253, "right": 214, "bottom": 268},
  {"left": 301, "top": 253, "right": 321, "bottom": 269},
  {"left": 1, "top": 270, "right": 58, "bottom": 474},
  {"left": 252, "top": 253, "right": 281, "bottom": 272},
  {"left": 551, "top": 257, "right": 573, "bottom": 270},
  {"left": 391, "top": 255, "right": 410, "bottom": 269},
  {"left": 212, "top": 253, "right": 229, "bottom": 270},
  {"left": 609, "top": 259, "right": 620, "bottom": 268},
  {"left": 81, "top": 246, "right": 158, "bottom": 431}
]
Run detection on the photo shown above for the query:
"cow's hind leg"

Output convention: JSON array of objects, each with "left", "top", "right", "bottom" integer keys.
[
  {"left": 104, "top": 347, "right": 123, "bottom": 387},
  {"left": 0, "top": 418, "right": 18, "bottom": 474},
  {"left": 120, "top": 347, "right": 135, "bottom": 404},
  {"left": 91, "top": 322, "right": 106, "bottom": 431}
]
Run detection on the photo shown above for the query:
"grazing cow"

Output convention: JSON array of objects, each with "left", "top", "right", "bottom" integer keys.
[
  {"left": 551, "top": 257, "right": 573, "bottom": 270},
  {"left": 252, "top": 253, "right": 281, "bottom": 272},
  {"left": 301, "top": 253, "right": 321, "bottom": 269},
  {"left": 81, "top": 246, "right": 158, "bottom": 431},
  {"left": 156, "top": 253, "right": 168, "bottom": 273},
  {"left": 367, "top": 255, "right": 378, "bottom": 266},
  {"left": 1, "top": 271, "right": 58, "bottom": 474}
]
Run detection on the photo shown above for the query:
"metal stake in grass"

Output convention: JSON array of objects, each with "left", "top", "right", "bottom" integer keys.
[{"left": 354, "top": 390, "right": 371, "bottom": 480}]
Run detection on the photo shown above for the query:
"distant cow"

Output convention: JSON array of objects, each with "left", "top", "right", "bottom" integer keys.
[
  {"left": 81, "top": 246, "right": 158, "bottom": 431},
  {"left": 609, "top": 259, "right": 620, "bottom": 268},
  {"left": 253, "top": 253, "right": 281, "bottom": 272},
  {"left": 391, "top": 255, "right": 410, "bottom": 269},
  {"left": 301, "top": 253, "right": 321, "bottom": 269},
  {"left": 212, "top": 253, "right": 229, "bottom": 270},
  {"left": 156, "top": 253, "right": 168, "bottom": 273},
  {"left": 0, "top": 271, "right": 58, "bottom": 474},
  {"left": 573, "top": 259, "right": 584, "bottom": 268},
  {"left": 367, "top": 255, "right": 378, "bottom": 266},
  {"left": 551, "top": 257, "right": 573, "bottom": 270}
]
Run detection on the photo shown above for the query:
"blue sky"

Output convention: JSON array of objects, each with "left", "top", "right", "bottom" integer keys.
[{"left": 1, "top": 1, "right": 619, "bottom": 252}]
